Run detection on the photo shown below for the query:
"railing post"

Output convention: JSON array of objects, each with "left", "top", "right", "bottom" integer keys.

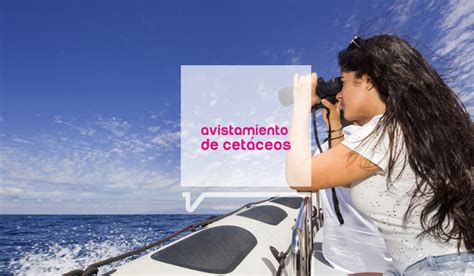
[{"left": 288, "top": 193, "right": 314, "bottom": 276}]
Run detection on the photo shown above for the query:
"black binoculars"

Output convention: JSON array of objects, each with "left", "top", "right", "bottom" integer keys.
[{"left": 315, "top": 77, "right": 342, "bottom": 107}]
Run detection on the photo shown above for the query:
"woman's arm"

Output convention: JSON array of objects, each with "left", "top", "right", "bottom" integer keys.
[
  {"left": 286, "top": 74, "right": 380, "bottom": 192},
  {"left": 285, "top": 73, "right": 313, "bottom": 189},
  {"left": 309, "top": 144, "right": 379, "bottom": 190},
  {"left": 289, "top": 139, "right": 380, "bottom": 192}
]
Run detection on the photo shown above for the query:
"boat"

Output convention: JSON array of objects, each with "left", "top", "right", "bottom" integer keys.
[{"left": 65, "top": 194, "right": 344, "bottom": 275}]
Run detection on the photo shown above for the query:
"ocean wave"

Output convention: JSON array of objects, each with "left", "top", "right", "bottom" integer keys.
[{"left": 9, "top": 237, "right": 148, "bottom": 275}]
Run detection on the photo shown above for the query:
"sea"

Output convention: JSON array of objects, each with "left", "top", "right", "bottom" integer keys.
[{"left": 0, "top": 214, "right": 213, "bottom": 275}]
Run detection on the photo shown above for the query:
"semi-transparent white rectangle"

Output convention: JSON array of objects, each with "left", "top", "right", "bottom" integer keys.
[{"left": 181, "top": 65, "right": 311, "bottom": 187}]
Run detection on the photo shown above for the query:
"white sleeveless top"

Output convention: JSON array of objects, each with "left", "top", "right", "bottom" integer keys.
[
  {"left": 341, "top": 115, "right": 461, "bottom": 273},
  {"left": 317, "top": 125, "right": 392, "bottom": 273}
]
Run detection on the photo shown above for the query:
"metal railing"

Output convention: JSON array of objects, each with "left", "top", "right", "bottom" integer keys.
[{"left": 287, "top": 193, "right": 317, "bottom": 276}]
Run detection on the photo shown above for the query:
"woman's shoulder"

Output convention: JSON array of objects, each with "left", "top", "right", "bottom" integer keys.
[
  {"left": 341, "top": 114, "right": 405, "bottom": 174},
  {"left": 344, "top": 114, "right": 384, "bottom": 143}
]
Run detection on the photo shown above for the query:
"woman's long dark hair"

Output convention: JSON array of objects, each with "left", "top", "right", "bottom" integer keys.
[{"left": 338, "top": 34, "right": 473, "bottom": 251}]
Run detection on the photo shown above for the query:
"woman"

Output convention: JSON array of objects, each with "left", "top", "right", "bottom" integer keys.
[
  {"left": 316, "top": 114, "right": 392, "bottom": 275},
  {"left": 317, "top": 107, "right": 392, "bottom": 276},
  {"left": 286, "top": 34, "right": 473, "bottom": 275}
]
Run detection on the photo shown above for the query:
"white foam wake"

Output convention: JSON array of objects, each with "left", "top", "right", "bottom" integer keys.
[{"left": 9, "top": 236, "right": 149, "bottom": 276}]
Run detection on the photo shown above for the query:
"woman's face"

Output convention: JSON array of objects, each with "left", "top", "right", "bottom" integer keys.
[{"left": 337, "top": 71, "right": 383, "bottom": 122}]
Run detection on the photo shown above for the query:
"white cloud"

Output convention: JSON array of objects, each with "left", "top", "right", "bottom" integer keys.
[
  {"left": 440, "top": 0, "right": 474, "bottom": 30},
  {"left": 77, "top": 127, "right": 96, "bottom": 136},
  {"left": 149, "top": 110, "right": 166, "bottom": 120},
  {"left": 142, "top": 174, "right": 179, "bottom": 189},
  {"left": 0, "top": 112, "right": 183, "bottom": 214},
  {"left": 53, "top": 115, "right": 63, "bottom": 124},
  {"left": 151, "top": 130, "right": 180, "bottom": 149},
  {"left": 0, "top": 187, "right": 23, "bottom": 199},
  {"left": 28, "top": 190, "right": 64, "bottom": 200},
  {"left": 12, "top": 138, "right": 33, "bottom": 145},
  {"left": 436, "top": 31, "right": 473, "bottom": 56},
  {"left": 285, "top": 48, "right": 302, "bottom": 65},
  {"left": 147, "top": 126, "right": 161, "bottom": 133},
  {"left": 0, "top": 185, "right": 66, "bottom": 201},
  {"left": 386, "top": 0, "right": 474, "bottom": 113},
  {"left": 162, "top": 119, "right": 180, "bottom": 129},
  {"left": 105, "top": 169, "right": 142, "bottom": 189},
  {"left": 262, "top": 49, "right": 278, "bottom": 62},
  {"left": 111, "top": 147, "right": 124, "bottom": 155},
  {"left": 388, "top": 0, "right": 417, "bottom": 26},
  {"left": 79, "top": 192, "right": 97, "bottom": 198},
  {"left": 94, "top": 116, "right": 131, "bottom": 137},
  {"left": 433, "top": 0, "right": 474, "bottom": 109},
  {"left": 344, "top": 12, "right": 359, "bottom": 33}
]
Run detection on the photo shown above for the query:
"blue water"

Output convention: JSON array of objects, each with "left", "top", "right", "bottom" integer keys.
[{"left": 0, "top": 214, "right": 213, "bottom": 275}]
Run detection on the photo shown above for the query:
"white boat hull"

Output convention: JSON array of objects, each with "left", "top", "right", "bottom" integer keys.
[{"left": 113, "top": 197, "right": 304, "bottom": 275}]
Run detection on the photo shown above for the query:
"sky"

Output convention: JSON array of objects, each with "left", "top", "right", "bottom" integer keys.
[{"left": 0, "top": 0, "right": 472, "bottom": 214}]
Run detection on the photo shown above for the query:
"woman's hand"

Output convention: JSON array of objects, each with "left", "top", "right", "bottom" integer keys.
[
  {"left": 293, "top": 73, "right": 321, "bottom": 112},
  {"left": 321, "top": 99, "right": 342, "bottom": 130},
  {"left": 311, "top": 73, "right": 321, "bottom": 107}
]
